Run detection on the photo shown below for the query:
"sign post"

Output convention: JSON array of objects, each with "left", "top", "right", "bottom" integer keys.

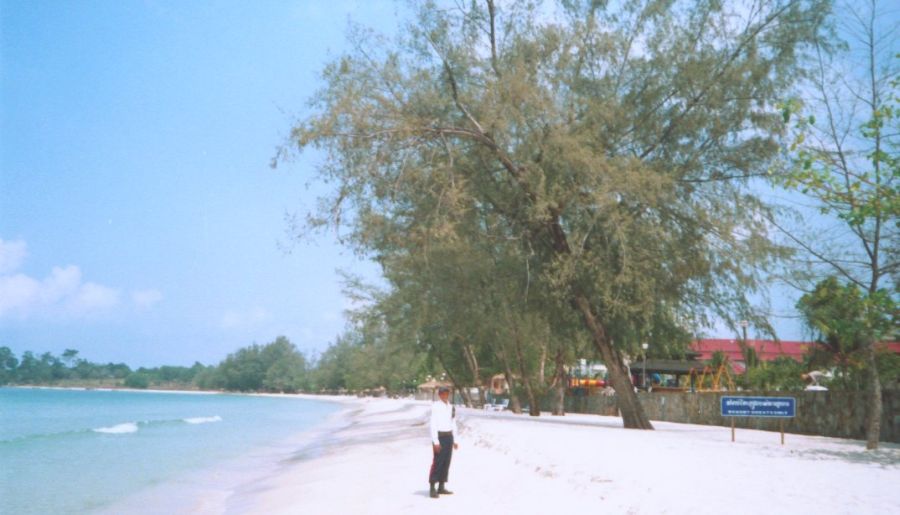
[{"left": 721, "top": 396, "right": 796, "bottom": 445}]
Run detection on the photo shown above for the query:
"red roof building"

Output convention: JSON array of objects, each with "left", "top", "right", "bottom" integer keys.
[
  {"left": 690, "top": 339, "right": 900, "bottom": 371},
  {"left": 691, "top": 339, "right": 810, "bottom": 363}
]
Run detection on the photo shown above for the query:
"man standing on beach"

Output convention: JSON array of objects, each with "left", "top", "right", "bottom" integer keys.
[{"left": 429, "top": 386, "right": 458, "bottom": 499}]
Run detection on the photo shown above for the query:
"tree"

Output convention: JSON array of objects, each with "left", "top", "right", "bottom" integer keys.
[
  {"left": 260, "top": 336, "right": 309, "bottom": 392},
  {"left": 194, "top": 365, "right": 223, "bottom": 390},
  {"left": 124, "top": 372, "right": 151, "bottom": 389},
  {"left": 367, "top": 225, "right": 558, "bottom": 412},
  {"left": 61, "top": 349, "right": 79, "bottom": 369},
  {"left": 213, "top": 336, "right": 310, "bottom": 392},
  {"left": 309, "top": 335, "right": 356, "bottom": 391},
  {"left": 16, "top": 351, "right": 52, "bottom": 383},
  {"left": 773, "top": 0, "right": 898, "bottom": 448},
  {"left": 0, "top": 347, "right": 18, "bottom": 385},
  {"left": 283, "top": 0, "right": 829, "bottom": 428},
  {"left": 798, "top": 277, "right": 897, "bottom": 390},
  {"left": 105, "top": 362, "right": 133, "bottom": 380},
  {"left": 217, "top": 345, "right": 265, "bottom": 391},
  {"left": 744, "top": 357, "right": 807, "bottom": 391}
]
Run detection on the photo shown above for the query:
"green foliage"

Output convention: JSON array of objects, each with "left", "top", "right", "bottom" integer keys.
[
  {"left": 743, "top": 357, "right": 806, "bottom": 391},
  {"left": 771, "top": 3, "right": 895, "bottom": 447},
  {"left": 278, "top": 0, "right": 829, "bottom": 416},
  {"left": 308, "top": 336, "right": 355, "bottom": 391},
  {"left": 15, "top": 351, "right": 53, "bottom": 383},
  {"left": 0, "top": 347, "right": 221, "bottom": 389},
  {"left": 799, "top": 277, "right": 895, "bottom": 346},
  {"left": 215, "top": 336, "right": 309, "bottom": 392},
  {"left": 876, "top": 350, "right": 900, "bottom": 389},
  {"left": 124, "top": 372, "right": 151, "bottom": 389},
  {"left": 740, "top": 344, "right": 761, "bottom": 370},
  {"left": 778, "top": 88, "right": 899, "bottom": 229},
  {"left": 797, "top": 276, "right": 898, "bottom": 390},
  {"left": 773, "top": 3, "right": 897, "bottom": 297},
  {"left": 708, "top": 351, "right": 729, "bottom": 371},
  {"left": 0, "top": 346, "right": 18, "bottom": 385}
]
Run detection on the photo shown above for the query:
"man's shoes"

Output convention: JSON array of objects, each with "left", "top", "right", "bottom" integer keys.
[
  {"left": 438, "top": 484, "right": 453, "bottom": 495},
  {"left": 430, "top": 484, "right": 439, "bottom": 498}
]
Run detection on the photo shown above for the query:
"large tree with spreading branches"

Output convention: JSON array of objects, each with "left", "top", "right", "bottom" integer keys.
[{"left": 282, "top": 0, "right": 830, "bottom": 429}]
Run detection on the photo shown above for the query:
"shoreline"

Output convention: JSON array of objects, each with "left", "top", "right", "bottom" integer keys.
[
  {"left": 4, "top": 384, "right": 222, "bottom": 395},
  {"left": 94, "top": 395, "right": 364, "bottom": 515},
  {"left": 4, "top": 384, "right": 416, "bottom": 402},
  {"left": 11, "top": 388, "right": 899, "bottom": 513}
]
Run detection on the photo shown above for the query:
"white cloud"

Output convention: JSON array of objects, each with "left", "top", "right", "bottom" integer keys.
[
  {"left": 131, "top": 289, "right": 163, "bottom": 309},
  {"left": 0, "top": 273, "right": 40, "bottom": 314},
  {"left": 66, "top": 282, "right": 121, "bottom": 315},
  {"left": 0, "top": 238, "right": 27, "bottom": 274},
  {"left": 220, "top": 306, "right": 271, "bottom": 329},
  {"left": 0, "top": 264, "right": 121, "bottom": 319},
  {"left": 0, "top": 239, "right": 138, "bottom": 320},
  {"left": 41, "top": 265, "right": 82, "bottom": 303}
]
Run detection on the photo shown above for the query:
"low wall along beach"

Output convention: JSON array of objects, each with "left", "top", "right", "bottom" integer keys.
[{"left": 558, "top": 389, "right": 900, "bottom": 443}]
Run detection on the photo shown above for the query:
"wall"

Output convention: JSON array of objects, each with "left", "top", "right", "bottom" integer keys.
[{"left": 556, "top": 390, "right": 900, "bottom": 443}]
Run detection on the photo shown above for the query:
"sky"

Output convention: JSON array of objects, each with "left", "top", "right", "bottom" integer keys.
[
  {"left": 0, "top": 0, "right": 813, "bottom": 368},
  {"left": 0, "top": 0, "right": 406, "bottom": 366}
]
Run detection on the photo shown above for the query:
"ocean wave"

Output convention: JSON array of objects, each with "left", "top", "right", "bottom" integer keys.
[
  {"left": 2, "top": 416, "right": 223, "bottom": 443},
  {"left": 93, "top": 422, "right": 139, "bottom": 434},
  {"left": 183, "top": 415, "right": 222, "bottom": 425}
]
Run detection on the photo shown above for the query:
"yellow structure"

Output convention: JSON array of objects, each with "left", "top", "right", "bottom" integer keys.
[{"left": 694, "top": 362, "right": 735, "bottom": 391}]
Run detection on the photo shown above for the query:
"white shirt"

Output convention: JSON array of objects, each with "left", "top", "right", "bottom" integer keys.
[{"left": 429, "top": 399, "right": 458, "bottom": 445}]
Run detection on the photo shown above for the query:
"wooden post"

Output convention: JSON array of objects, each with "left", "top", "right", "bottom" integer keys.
[
  {"left": 731, "top": 417, "right": 735, "bottom": 442},
  {"left": 780, "top": 419, "right": 785, "bottom": 445}
]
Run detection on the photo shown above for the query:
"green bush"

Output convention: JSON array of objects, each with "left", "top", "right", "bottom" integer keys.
[
  {"left": 743, "top": 357, "right": 806, "bottom": 391},
  {"left": 124, "top": 373, "right": 150, "bottom": 389}
]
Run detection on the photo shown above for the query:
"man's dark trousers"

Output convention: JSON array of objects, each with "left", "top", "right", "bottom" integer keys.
[{"left": 429, "top": 432, "right": 454, "bottom": 484}]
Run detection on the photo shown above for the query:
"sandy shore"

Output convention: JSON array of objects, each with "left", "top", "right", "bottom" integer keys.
[{"left": 214, "top": 396, "right": 899, "bottom": 515}]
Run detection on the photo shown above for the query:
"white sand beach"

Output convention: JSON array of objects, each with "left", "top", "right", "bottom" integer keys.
[{"left": 217, "top": 396, "right": 899, "bottom": 515}]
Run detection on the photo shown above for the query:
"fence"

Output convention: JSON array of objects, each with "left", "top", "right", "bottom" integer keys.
[{"left": 552, "top": 389, "right": 900, "bottom": 443}]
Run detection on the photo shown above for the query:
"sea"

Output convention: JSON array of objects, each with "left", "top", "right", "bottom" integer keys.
[{"left": 0, "top": 387, "right": 342, "bottom": 514}]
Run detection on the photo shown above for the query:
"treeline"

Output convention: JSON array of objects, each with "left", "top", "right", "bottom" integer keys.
[
  {"left": 0, "top": 335, "right": 427, "bottom": 394},
  {"left": 0, "top": 346, "right": 213, "bottom": 390}
]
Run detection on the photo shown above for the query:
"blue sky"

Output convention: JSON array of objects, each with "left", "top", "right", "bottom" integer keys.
[
  {"left": 1, "top": 1, "right": 811, "bottom": 368},
  {"left": 0, "top": 1, "right": 404, "bottom": 366}
]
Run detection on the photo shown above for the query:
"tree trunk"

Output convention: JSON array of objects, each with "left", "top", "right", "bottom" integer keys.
[
  {"left": 865, "top": 343, "right": 882, "bottom": 450},
  {"left": 517, "top": 372, "right": 540, "bottom": 417},
  {"left": 499, "top": 349, "right": 522, "bottom": 414},
  {"left": 537, "top": 337, "right": 547, "bottom": 386},
  {"left": 511, "top": 323, "right": 541, "bottom": 416},
  {"left": 551, "top": 347, "right": 566, "bottom": 416},
  {"left": 461, "top": 343, "right": 486, "bottom": 408},
  {"left": 503, "top": 368, "right": 522, "bottom": 414},
  {"left": 493, "top": 333, "right": 522, "bottom": 414},
  {"left": 458, "top": 386, "right": 474, "bottom": 407},
  {"left": 518, "top": 370, "right": 540, "bottom": 417},
  {"left": 433, "top": 349, "right": 473, "bottom": 408},
  {"left": 526, "top": 390, "right": 540, "bottom": 416},
  {"left": 573, "top": 294, "right": 653, "bottom": 429}
]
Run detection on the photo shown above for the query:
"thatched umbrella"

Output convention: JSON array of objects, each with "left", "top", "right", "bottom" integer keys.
[{"left": 417, "top": 379, "right": 452, "bottom": 400}]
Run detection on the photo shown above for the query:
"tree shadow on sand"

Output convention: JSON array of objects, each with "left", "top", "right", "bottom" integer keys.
[{"left": 793, "top": 443, "right": 900, "bottom": 467}]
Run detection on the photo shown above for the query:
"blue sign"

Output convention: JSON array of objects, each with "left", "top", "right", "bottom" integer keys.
[{"left": 721, "top": 396, "right": 796, "bottom": 418}]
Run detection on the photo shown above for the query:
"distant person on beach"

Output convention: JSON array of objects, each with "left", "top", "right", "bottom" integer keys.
[{"left": 429, "top": 386, "right": 458, "bottom": 499}]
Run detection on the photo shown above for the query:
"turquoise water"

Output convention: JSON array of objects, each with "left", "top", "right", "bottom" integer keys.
[{"left": 0, "top": 388, "right": 339, "bottom": 514}]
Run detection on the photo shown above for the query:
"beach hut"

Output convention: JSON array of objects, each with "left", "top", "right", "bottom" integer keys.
[{"left": 417, "top": 379, "right": 452, "bottom": 401}]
